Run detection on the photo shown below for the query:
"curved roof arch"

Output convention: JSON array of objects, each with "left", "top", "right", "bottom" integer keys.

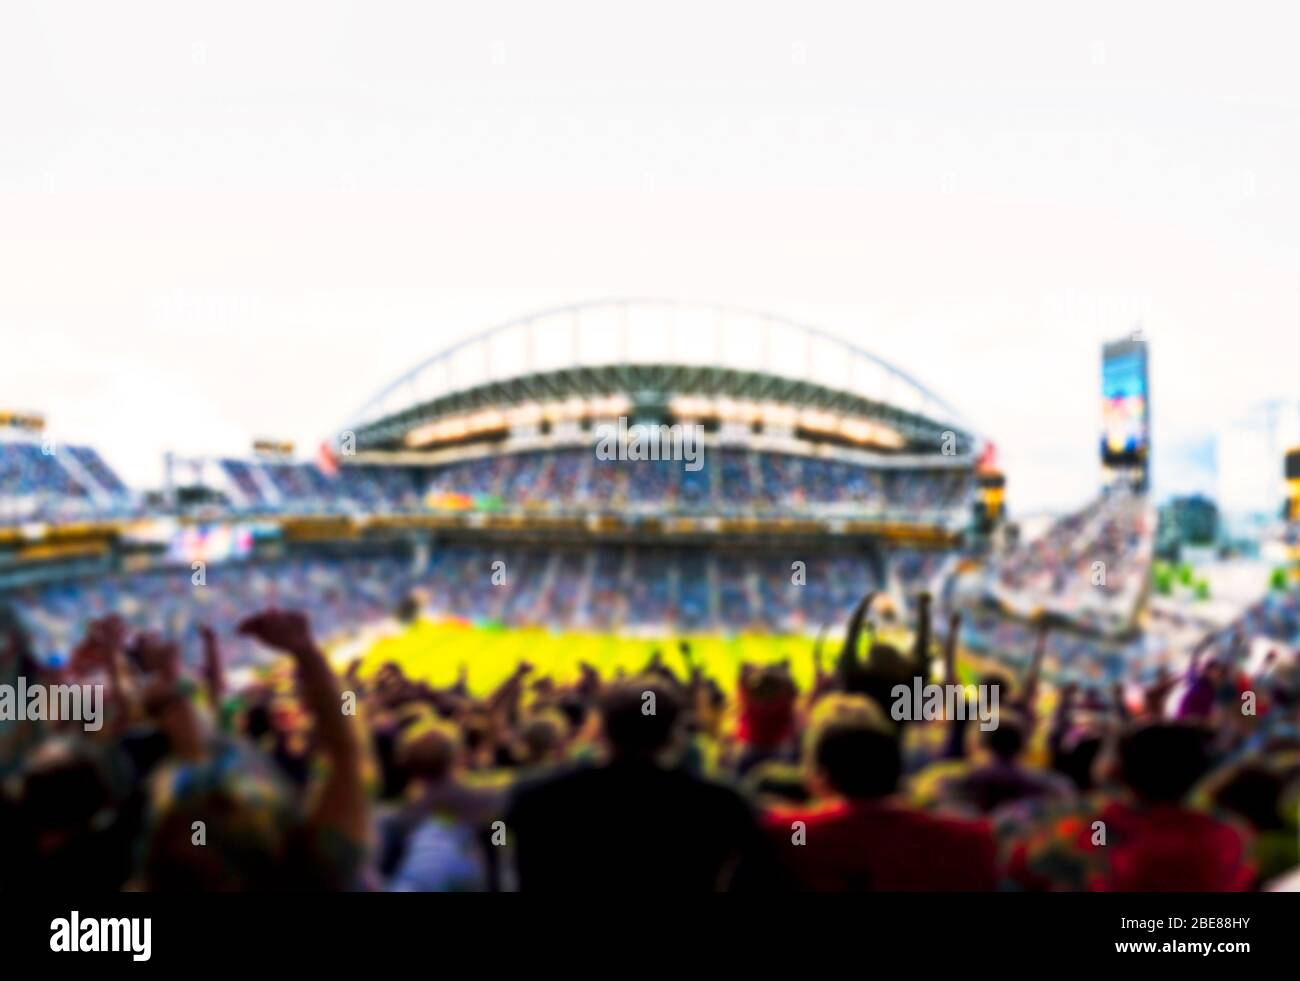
[{"left": 342, "top": 299, "right": 980, "bottom": 440}]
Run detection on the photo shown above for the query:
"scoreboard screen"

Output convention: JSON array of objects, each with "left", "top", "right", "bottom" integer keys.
[
  {"left": 1101, "top": 340, "right": 1150, "bottom": 466},
  {"left": 168, "top": 523, "right": 254, "bottom": 564}
]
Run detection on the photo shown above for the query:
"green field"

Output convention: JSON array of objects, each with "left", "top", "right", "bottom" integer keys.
[{"left": 353, "top": 618, "right": 847, "bottom": 696}]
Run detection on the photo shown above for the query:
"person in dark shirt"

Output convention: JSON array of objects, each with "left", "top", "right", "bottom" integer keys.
[
  {"left": 505, "top": 681, "right": 768, "bottom": 892},
  {"left": 940, "top": 709, "right": 1074, "bottom": 815}
]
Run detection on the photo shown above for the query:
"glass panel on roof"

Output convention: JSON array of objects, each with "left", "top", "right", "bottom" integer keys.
[
  {"left": 447, "top": 342, "right": 485, "bottom": 394},
  {"left": 673, "top": 305, "right": 716, "bottom": 366},
  {"left": 488, "top": 322, "right": 528, "bottom": 385},
  {"left": 578, "top": 308, "right": 620, "bottom": 366},
  {"left": 766, "top": 319, "right": 807, "bottom": 382},
  {"left": 850, "top": 353, "right": 888, "bottom": 404},
  {"left": 809, "top": 334, "right": 848, "bottom": 390},
  {"left": 893, "top": 376, "right": 924, "bottom": 416},
  {"left": 531, "top": 315, "right": 571, "bottom": 373},
  {"left": 719, "top": 311, "right": 763, "bottom": 372},
  {"left": 625, "top": 303, "right": 666, "bottom": 363}
]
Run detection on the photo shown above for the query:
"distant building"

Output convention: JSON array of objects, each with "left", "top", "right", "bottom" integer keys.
[{"left": 1156, "top": 494, "right": 1219, "bottom": 561}]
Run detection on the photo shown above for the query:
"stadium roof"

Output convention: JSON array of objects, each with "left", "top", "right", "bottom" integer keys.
[{"left": 341, "top": 300, "right": 981, "bottom": 453}]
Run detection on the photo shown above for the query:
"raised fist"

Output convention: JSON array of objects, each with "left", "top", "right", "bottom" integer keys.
[{"left": 238, "top": 608, "right": 315, "bottom": 656}]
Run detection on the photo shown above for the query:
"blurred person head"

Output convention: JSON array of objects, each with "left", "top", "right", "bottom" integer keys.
[
  {"left": 459, "top": 708, "right": 495, "bottom": 766},
  {"left": 2, "top": 737, "right": 133, "bottom": 890},
  {"left": 240, "top": 685, "right": 275, "bottom": 742},
  {"left": 396, "top": 717, "right": 461, "bottom": 784},
  {"left": 9, "top": 737, "right": 115, "bottom": 858},
  {"left": 977, "top": 669, "right": 1017, "bottom": 708},
  {"left": 599, "top": 681, "right": 682, "bottom": 761},
  {"left": 1053, "top": 728, "right": 1105, "bottom": 792},
  {"left": 692, "top": 680, "right": 727, "bottom": 736},
  {"left": 983, "top": 708, "right": 1029, "bottom": 763},
  {"left": 807, "top": 696, "right": 901, "bottom": 801},
  {"left": 554, "top": 692, "right": 591, "bottom": 734},
  {"left": 374, "top": 662, "right": 410, "bottom": 706},
  {"left": 1206, "top": 758, "right": 1300, "bottom": 833},
  {"left": 1117, "top": 723, "right": 1215, "bottom": 804},
  {"left": 514, "top": 709, "right": 569, "bottom": 767},
  {"left": 140, "top": 741, "right": 303, "bottom": 891}
]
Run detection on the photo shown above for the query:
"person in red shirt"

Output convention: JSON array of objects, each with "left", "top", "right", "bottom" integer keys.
[
  {"left": 764, "top": 701, "right": 999, "bottom": 891},
  {"left": 1008, "top": 723, "right": 1255, "bottom": 891}
]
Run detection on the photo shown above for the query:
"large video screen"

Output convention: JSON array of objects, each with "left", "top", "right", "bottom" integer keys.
[
  {"left": 1101, "top": 343, "right": 1149, "bottom": 464},
  {"left": 168, "top": 523, "right": 254, "bottom": 565}
]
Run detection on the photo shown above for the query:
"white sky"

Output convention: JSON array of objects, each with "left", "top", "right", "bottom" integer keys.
[{"left": 2, "top": 1, "right": 1299, "bottom": 513}]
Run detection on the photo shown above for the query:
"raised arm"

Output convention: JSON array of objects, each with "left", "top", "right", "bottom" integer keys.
[
  {"left": 678, "top": 640, "right": 704, "bottom": 695},
  {"left": 910, "top": 592, "right": 933, "bottom": 681},
  {"left": 82, "top": 615, "right": 139, "bottom": 734},
  {"left": 836, "top": 590, "right": 877, "bottom": 679},
  {"left": 1047, "top": 682, "right": 1078, "bottom": 758},
  {"left": 943, "top": 610, "right": 961, "bottom": 684},
  {"left": 938, "top": 607, "right": 970, "bottom": 759},
  {"left": 238, "top": 609, "right": 367, "bottom": 847},
  {"left": 1111, "top": 680, "right": 1129, "bottom": 723},
  {"left": 198, "top": 624, "right": 225, "bottom": 708},
  {"left": 808, "top": 622, "right": 834, "bottom": 700},
  {"left": 486, "top": 661, "right": 533, "bottom": 718},
  {"left": 1185, "top": 630, "right": 1218, "bottom": 682},
  {"left": 1021, "top": 616, "right": 1049, "bottom": 712}
]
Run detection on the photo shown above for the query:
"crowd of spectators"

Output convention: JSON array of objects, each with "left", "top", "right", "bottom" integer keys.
[
  {"left": 214, "top": 449, "right": 973, "bottom": 520},
  {"left": 218, "top": 460, "right": 422, "bottom": 512},
  {"left": 989, "top": 490, "right": 1151, "bottom": 632},
  {"left": 3, "top": 581, "right": 1297, "bottom": 893},
  {"left": 11, "top": 547, "right": 925, "bottom": 669},
  {"left": 15, "top": 558, "right": 421, "bottom": 673},
  {"left": 0, "top": 440, "right": 132, "bottom": 525},
  {"left": 3, "top": 438, "right": 974, "bottom": 529}
]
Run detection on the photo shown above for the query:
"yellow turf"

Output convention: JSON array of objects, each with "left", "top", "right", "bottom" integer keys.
[{"left": 346, "top": 618, "right": 964, "bottom": 697}]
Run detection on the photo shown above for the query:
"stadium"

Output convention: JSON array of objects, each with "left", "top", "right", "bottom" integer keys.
[
  {"left": 3, "top": 301, "right": 1300, "bottom": 900},
  {"left": 3, "top": 301, "right": 988, "bottom": 687},
  {"left": 14, "top": 4, "right": 1300, "bottom": 963},
  {"left": 0, "top": 302, "right": 1159, "bottom": 693}
]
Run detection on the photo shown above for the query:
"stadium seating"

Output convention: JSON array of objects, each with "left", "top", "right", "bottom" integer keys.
[
  {"left": 217, "top": 459, "right": 421, "bottom": 513},
  {"left": 0, "top": 439, "right": 133, "bottom": 524},
  {"left": 0, "top": 439, "right": 970, "bottom": 527},
  {"left": 0, "top": 442, "right": 87, "bottom": 502},
  {"left": 984, "top": 489, "right": 1152, "bottom": 634},
  {"left": 193, "top": 448, "right": 974, "bottom": 526},
  {"left": 12, "top": 544, "right": 946, "bottom": 666},
  {"left": 414, "top": 448, "right": 972, "bottom": 519},
  {"left": 17, "top": 556, "right": 422, "bottom": 668}
]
